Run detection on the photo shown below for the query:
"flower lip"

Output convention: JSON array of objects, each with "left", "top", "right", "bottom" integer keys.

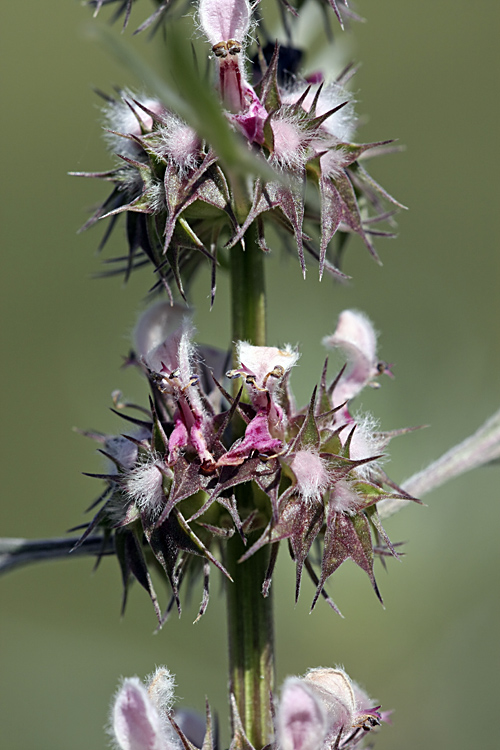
[
  {"left": 134, "top": 301, "right": 189, "bottom": 363},
  {"left": 110, "top": 669, "right": 180, "bottom": 750},
  {"left": 323, "top": 309, "right": 380, "bottom": 407},
  {"left": 230, "top": 342, "right": 299, "bottom": 392},
  {"left": 198, "top": 0, "right": 251, "bottom": 48}
]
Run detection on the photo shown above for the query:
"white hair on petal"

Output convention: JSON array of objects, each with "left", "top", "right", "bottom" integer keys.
[
  {"left": 102, "top": 90, "right": 164, "bottom": 159},
  {"left": 124, "top": 454, "right": 168, "bottom": 517},
  {"left": 147, "top": 180, "right": 167, "bottom": 214},
  {"left": 270, "top": 113, "right": 310, "bottom": 171},
  {"left": 349, "top": 412, "right": 387, "bottom": 478},
  {"left": 290, "top": 448, "right": 331, "bottom": 504},
  {"left": 152, "top": 117, "right": 201, "bottom": 175},
  {"left": 146, "top": 666, "right": 177, "bottom": 714}
]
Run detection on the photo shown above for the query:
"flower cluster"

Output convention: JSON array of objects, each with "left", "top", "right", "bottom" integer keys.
[
  {"left": 77, "top": 303, "right": 417, "bottom": 624},
  {"left": 109, "top": 664, "right": 387, "bottom": 750},
  {"left": 76, "top": 0, "right": 403, "bottom": 298}
]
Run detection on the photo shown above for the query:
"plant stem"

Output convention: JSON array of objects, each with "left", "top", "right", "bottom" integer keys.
[
  {"left": 227, "top": 224, "right": 273, "bottom": 748},
  {"left": 230, "top": 222, "right": 266, "bottom": 349},
  {"left": 226, "top": 526, "right": 274, "bottom": 749}
]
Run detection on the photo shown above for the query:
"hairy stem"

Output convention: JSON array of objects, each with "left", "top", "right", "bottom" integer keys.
[{"left": 227, "top": 224, "right": 273, "bottom": 747}]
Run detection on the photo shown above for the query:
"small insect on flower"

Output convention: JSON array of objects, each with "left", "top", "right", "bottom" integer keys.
[
  {"left": 351, "top": 713, "right": 382, "bottom": 731},
  {"left": 212, "top": 39, "right": 242, "bottom": 57}
]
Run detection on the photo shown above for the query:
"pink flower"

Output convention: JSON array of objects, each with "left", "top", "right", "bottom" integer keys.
[
  {"left": 198, "top": 0, "right": 250, "bottom": 48},
  {"left": 219, "top": 342, "right": 299, "bottom": 465},
  {"left": 303, "top": 668, "right": 356, "bottom": 736},
  {"left": 231, "top": 341, "right": 299, "bottom": 409},
  {"left": 134, "top": 301, "right": 188, "bottom": 375},
  {"left": 323, "top": 310, "right": 391, "bottom": 474},
  {"left": 110, "top": 668, "right": 180, "bottom": 750},
  {"left": 323, "top": 309, "right": 380, "bottom": 410},
  {"left": 277, "top": 678, "right": 327, "bottom": 750},
  {"left": 135, "top": 302, "right": 216, "bottom": 468},
  {"left": 276, "top": 667, "right": 383, "bottom": 750}
]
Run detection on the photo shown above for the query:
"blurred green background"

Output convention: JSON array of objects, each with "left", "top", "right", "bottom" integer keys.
[{"left": 1, "top": 1, "right": 499, "bottom": 748}]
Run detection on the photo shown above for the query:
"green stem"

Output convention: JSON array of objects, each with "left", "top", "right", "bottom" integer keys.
[
  {"left": 230, "top": 222, "right": 266, "bottom": 348},
  {"left": 226, "top": 528, "right": 274, "bottom": 749},
  {"left": 227, "top": 224, "right": 273, "bottom": 748}
]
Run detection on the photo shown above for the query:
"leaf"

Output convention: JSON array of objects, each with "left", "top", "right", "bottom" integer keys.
[
  {"left": 312, "top": 510, "right": 381, "bottom": 611},
  {"left": 319, "top": 178, "right": 343, "bottom": 279},
  {"left": 115, "top": 529, "right": 162, "bottom": 622},
  {"left": 334, "top": 170, "right": 381, "bottom": 263}
]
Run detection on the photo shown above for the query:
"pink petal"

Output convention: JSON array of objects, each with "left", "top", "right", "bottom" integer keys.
[
  {"left": 168, "top": 417, "right": 189, "bottom": 461},
  {"left": 278, "top": 677, "right": 327, "bottom": 750},
  {"left": 190, "top": 415, "right": 216, "bottom": 468},
  {"left": 237, "top": 342, "right": 299, "bottom": 391},
  {"left": 134, "top": 302, "right": 188, "bottom": 372},
  {"left": 231, "top": 84, "right": 268, "bottom": 143},
  {"left": 198, "top": 0, "right": 251, "bottom": 46},
  {"left": 323, "top": 310, "right": 378, "bottom": 406},
  {"left": 218, "top": 410, "right": 282, "bottom": 466},
  {"left": 112, "top": 677, "right": 165, "bottom": 750}
]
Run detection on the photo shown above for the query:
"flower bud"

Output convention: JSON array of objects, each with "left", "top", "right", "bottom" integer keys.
[{"left": 303, "top": 667, "right": 356, "bottom": 734}]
